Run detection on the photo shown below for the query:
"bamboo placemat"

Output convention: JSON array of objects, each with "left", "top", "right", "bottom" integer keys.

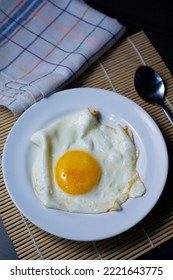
[{"left": 0, "top": 31, "right": 173, "bottom": 260}]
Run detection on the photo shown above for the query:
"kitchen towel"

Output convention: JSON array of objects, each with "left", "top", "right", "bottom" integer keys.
[{"left": 0, "top": 0, "right": 125, "bottom": 115}]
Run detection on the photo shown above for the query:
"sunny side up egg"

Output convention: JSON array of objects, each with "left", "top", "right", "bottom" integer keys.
[{"left": 31, "top": 109, "right": 146, "bottom": 214}]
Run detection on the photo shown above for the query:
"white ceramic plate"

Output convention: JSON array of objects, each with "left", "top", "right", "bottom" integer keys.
[{"left": 2, "top": 88, "right": 168, "bottom": 241}]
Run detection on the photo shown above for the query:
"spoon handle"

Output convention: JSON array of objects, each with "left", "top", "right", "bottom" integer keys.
[{"left": 161, "top": 103, "right": 173, "bottom": 126}]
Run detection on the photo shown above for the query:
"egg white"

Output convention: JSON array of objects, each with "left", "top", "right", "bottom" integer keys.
[{"left": 31, "top": 109, "right": 145, "bottom": 213}]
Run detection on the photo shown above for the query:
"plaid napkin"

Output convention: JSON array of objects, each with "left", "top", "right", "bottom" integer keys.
[{"left": 0, "top": 0, "right": 125, "bottom": 115}]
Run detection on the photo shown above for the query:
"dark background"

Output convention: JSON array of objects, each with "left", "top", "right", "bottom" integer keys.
[
  {"left": 85, "top": 0, "right": 173, "bottom": 75},
  {"left": 85, "top": 0, "right": 173, "bottom": 260}
]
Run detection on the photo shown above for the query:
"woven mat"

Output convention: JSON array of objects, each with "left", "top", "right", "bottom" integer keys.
[{"left": 0, "top": 31, "right": 173, "bottom": 260}]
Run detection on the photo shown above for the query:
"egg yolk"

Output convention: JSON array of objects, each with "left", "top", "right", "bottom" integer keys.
[{"left": 55, "top": 150, "right": 101, "bottom": 195}]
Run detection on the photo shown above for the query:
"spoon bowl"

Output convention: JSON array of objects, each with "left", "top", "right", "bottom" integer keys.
[{"left": 134, "top": 66, "right": 173, "bottom": 125}]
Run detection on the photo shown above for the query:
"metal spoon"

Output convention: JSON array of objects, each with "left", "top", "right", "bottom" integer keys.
[{"left": 134, "top": 65, "right": 173, "bottom": 125}]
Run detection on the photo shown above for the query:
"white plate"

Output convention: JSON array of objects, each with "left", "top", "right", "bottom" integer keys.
[{"left": 2, "top": 88, "right": 168, "bottom": 241}]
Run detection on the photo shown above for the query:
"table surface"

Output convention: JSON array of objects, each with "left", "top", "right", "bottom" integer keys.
[{"left": 0, "top": 31, "right": 173, "bottom": 260}]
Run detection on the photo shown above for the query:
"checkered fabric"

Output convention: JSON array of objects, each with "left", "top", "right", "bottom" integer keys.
[{"left": 0, "top": 0, "right": 125, "bottom": 115}]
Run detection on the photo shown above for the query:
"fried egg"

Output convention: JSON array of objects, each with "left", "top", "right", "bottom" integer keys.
[{"left": 31, "top": 109, "right": 145, "bottom": 213}]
